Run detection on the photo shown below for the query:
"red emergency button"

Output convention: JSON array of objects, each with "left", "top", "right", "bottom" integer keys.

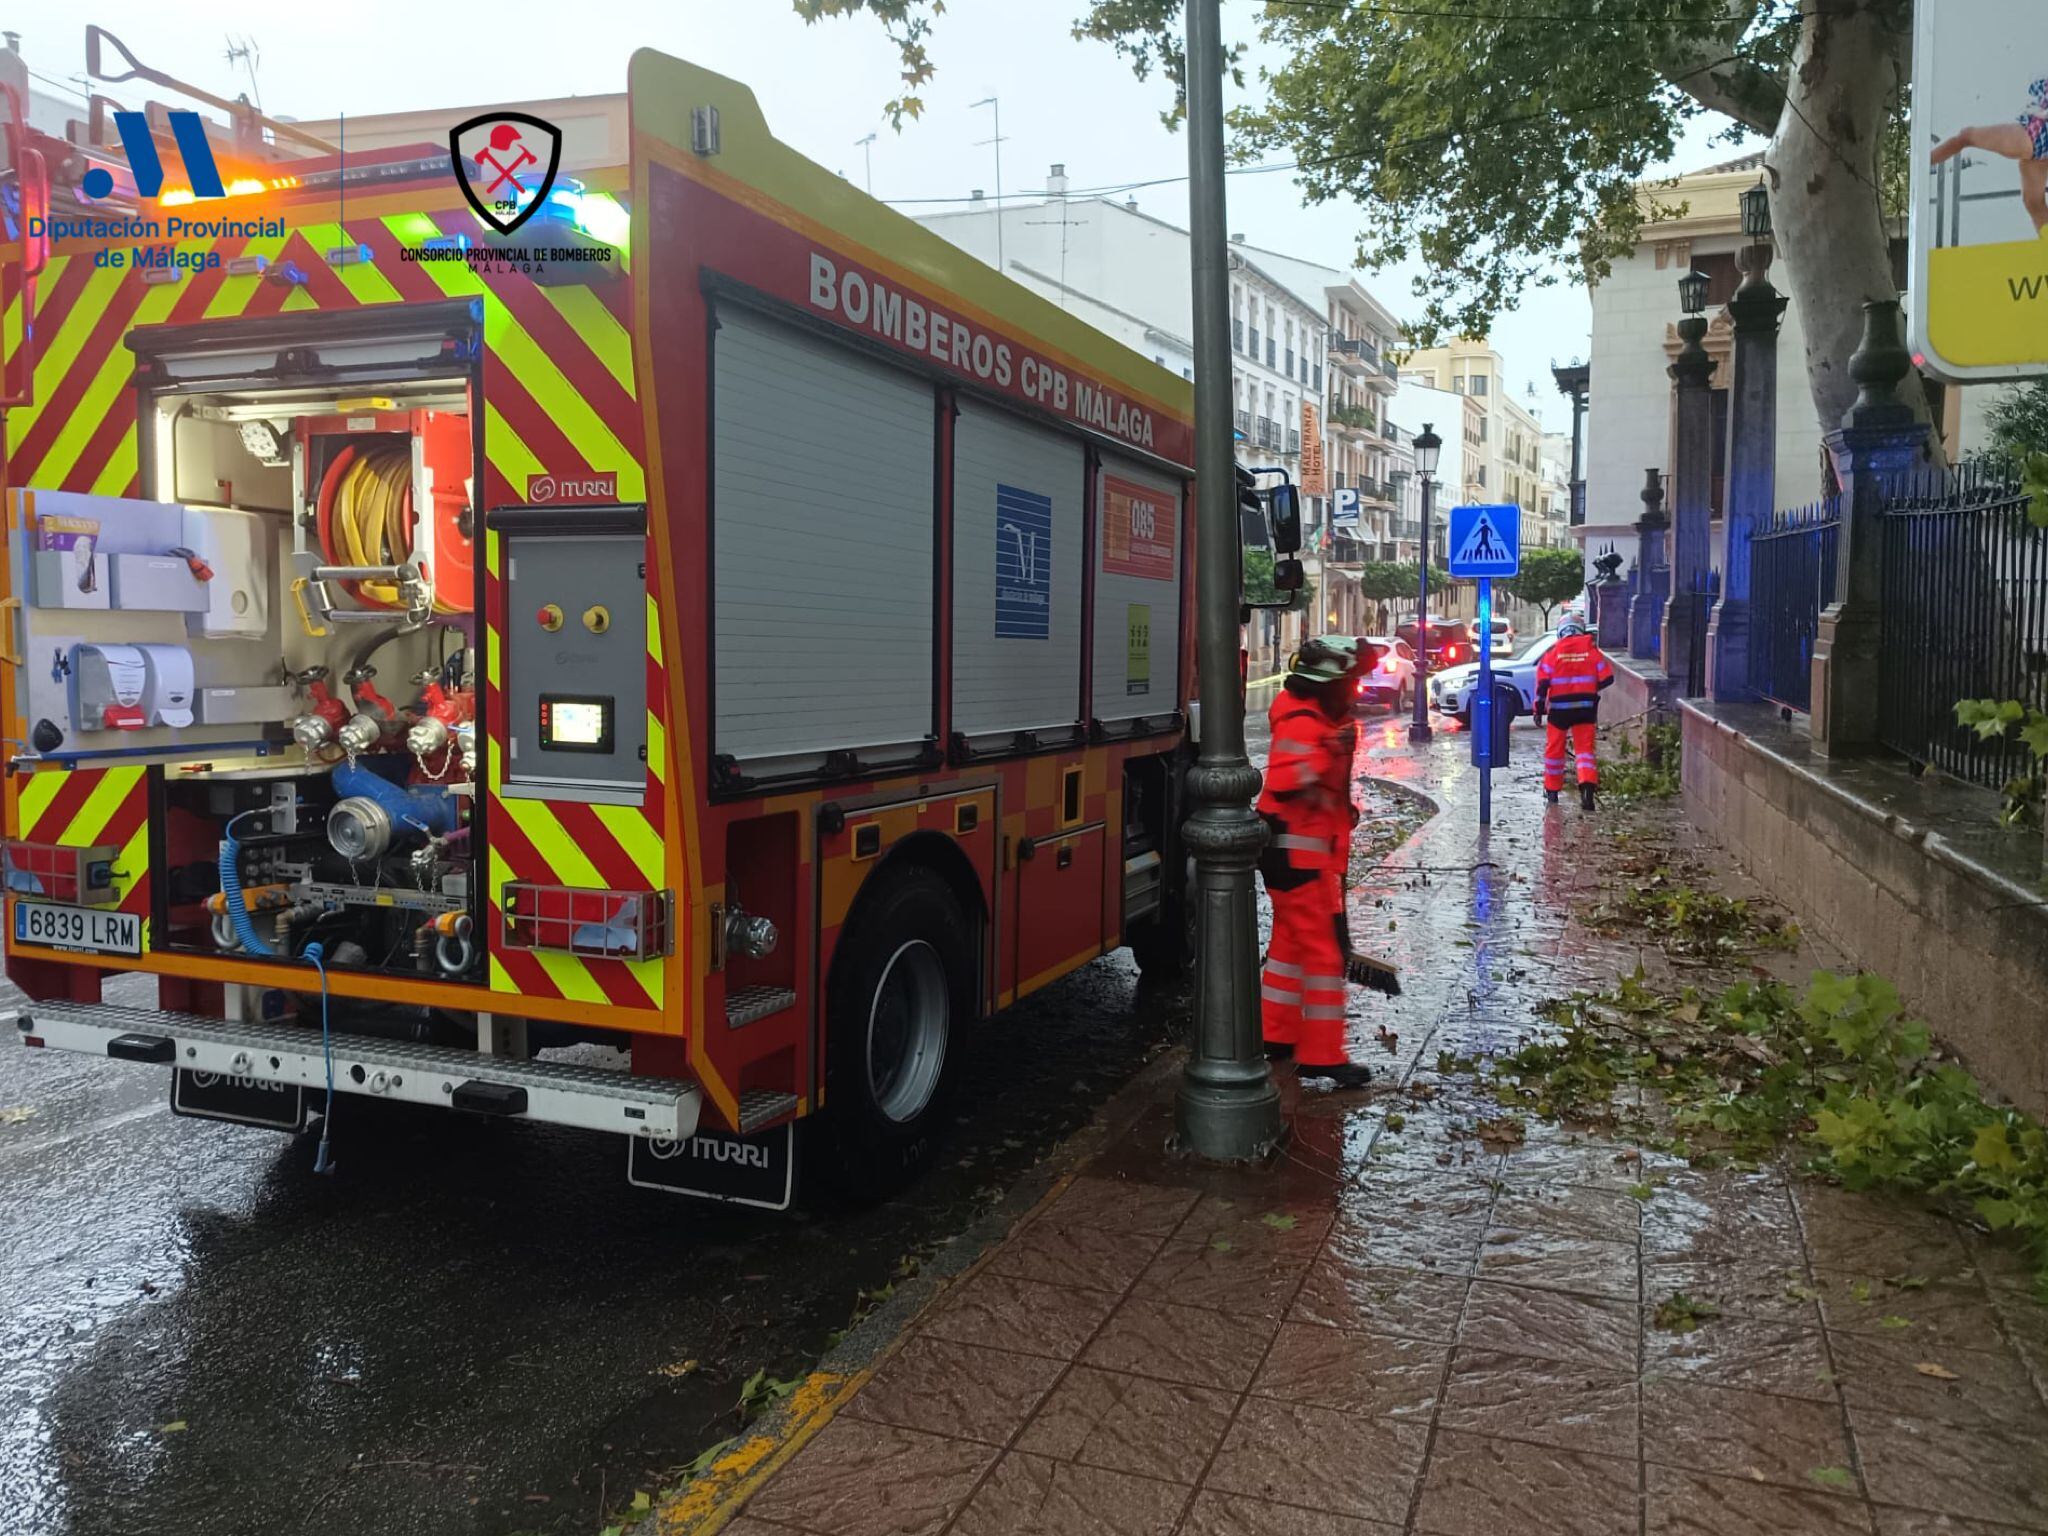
[{"left": 537, "top": 604, "right": 564, "bottom": 632}]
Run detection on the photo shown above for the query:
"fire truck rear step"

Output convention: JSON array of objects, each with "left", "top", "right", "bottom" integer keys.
[
  {"left": 725, "top": 985, "right": 796, "bottom": 1029},
  {"left": 736, "top": 1088, "right": 799, "bottom": 1134},
  {"left": 9, "top": 1003, "right": 702, "bottom": 1140}
]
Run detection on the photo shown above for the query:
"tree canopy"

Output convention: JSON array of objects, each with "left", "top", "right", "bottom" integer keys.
[
  {"left": 803, "top": 0, "right": 1922, "bottom": 439},
  {"left": 1499, "top": 547, "right": 1589, "bottom": 625}
]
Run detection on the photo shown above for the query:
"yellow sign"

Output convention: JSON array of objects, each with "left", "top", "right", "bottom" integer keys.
[
  {"left": 1126, "top": 603, "right": 1151, "bottom": 697},
  {"left": 1299, "top": 402, "right": 1326, "bottom": 497},
  {"left": 1909, "top": 0, "right": 2048, "bottom": 379}
]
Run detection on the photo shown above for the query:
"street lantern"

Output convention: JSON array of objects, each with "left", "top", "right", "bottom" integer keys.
[
  {"left": 1741, "top": 175, "right": 1772, "bottom": 240},
  {"left": 1678, "top": 269, "right": 1711, "bottom": 316},
  {"left": 1413, "top": 423, "right": 1442, "bottom": 477},
  {"left": 1409, "top": 423, "right": 1443, "bottom": 744}
]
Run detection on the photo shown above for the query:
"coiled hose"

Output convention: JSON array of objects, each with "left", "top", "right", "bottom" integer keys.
[{"left": 218, "top": 810, "right": 277, "bottom": 957}]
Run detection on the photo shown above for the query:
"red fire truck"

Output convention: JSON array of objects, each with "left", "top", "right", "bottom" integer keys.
[{"left": 0, "top": 35, "right": 1199, "bottom": 1207}]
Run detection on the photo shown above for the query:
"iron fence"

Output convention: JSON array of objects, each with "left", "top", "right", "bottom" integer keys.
[
  {"left": 1683, "top": 568, "right": 1719, "bottom": 699},
  {"left": 1878, "top": 463, "right": 2047, "bottom": 789},
  {"left": 1748, "top": 497, "right": 1840, "bottom": 713}
]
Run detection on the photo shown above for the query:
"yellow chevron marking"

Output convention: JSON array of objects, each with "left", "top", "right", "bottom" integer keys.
[
  {"left": 59, "top": 767, "right": 143, "bottom": 849},
  {"left": 489, "top": 953, "right": 516, "bottom": 991},
  {"left": 484, "top": 621, "right": 504, "bottom": 793},
  {"left": 292, "top": 223, "right": 404, "bottom": 306},
  {"left": 92, "top": 435, "right": 138, "bottom": 496},
  {"left": 114, "top": 819, "right": 149, "bottom": 906},
  {"left": 646, "top": 594, "right": 663, "bottom": 666},
  {"left": 10, "top": 259, "right": 123, "bottom": 455},
  {"left": 281, "top": 287, "right": 318, "bottom": 313},
  {"left": 403, "top": 220, "right": 489, "bottom": 300},
  {"left": 533, "top": 947, "right": 607, "bottom": 1004},
  {"left": 481, "top": 303, "right": 646, "bottom": 499},
  {"left": 500, "top": 799, "right": 606, "bottom": 891},
  {"left": 593, "top": 803, "right": 664, "bottom": 889},
  {"left": 541, "top": 284, "right": 635, "bottom": 396},
  {"left": 482, "top": 400, "right": 544, "bottom": 499},
  {"left": 41, "top": 264, "right": 197, "bottom": 488},
  {"left": 646, "top": 712, "right": 668, "bottom": 786},
  {"left": 205, "top": 236, "right": 288, "bottom": 318},
  {"left": 15, "top": 770, "right": 67, "bottom": 837}
]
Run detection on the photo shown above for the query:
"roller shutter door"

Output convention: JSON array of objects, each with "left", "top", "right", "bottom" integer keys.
[
  {"left": 1091, "top": 455, "right": 1183, "bottom": 722},
  {"left": 712, "top": 308, "right": 936, "bottom": 766},
  {"left": 951, "top": 401, "right": 1086, "bottom": 740}
]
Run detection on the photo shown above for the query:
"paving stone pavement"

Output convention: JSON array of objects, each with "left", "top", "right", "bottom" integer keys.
[{"left": 717, "top": 723, "right": 2048, "bottom": 1536}]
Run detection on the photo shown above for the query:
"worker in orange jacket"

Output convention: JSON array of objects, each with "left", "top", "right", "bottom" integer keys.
[
  {"left": 1255, "top": 636, "right": 1374, "bottom": 1089},
  {"left": 1533, "top": 617, "right": 1616, "bottom": 811}
]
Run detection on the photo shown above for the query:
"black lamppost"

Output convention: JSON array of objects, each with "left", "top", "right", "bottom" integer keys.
[{"left": 1409, "top": 423, "right": 1442, "bottom": 743}]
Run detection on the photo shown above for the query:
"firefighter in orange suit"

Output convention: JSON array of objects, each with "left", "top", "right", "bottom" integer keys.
[
  {"left": 1255, "top": 636, "right": 1372, "bottom": 1089},
  {"left": 1533, "top": 617, "right": 1616, "bottom": 812}
]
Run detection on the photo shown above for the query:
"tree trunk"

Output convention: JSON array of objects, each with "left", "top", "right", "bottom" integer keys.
[{"left": 1769, "top": 0, "right": 1931, "bottom": 446}]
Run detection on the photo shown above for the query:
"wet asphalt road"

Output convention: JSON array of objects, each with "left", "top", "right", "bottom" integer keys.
[
  {"left": 0, "top": 697, "right": 1431, "bottom": 1536},
  {"left": 0, "top": 953, "right": 1183, "bottom": 1536}
]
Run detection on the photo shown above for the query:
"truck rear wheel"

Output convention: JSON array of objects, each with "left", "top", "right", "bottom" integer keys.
[{"left": 813, "top": 866, "right": 967, "bottom": 1198}]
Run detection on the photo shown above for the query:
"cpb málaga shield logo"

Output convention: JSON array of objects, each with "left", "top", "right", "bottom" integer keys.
[{"left": 449, "top": 112, "right": 564, "bottom": 235}]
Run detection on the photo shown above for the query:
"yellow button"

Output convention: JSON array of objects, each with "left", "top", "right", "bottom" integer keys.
[
  {"left": 582, "top": 605, "right": 611, "bottom": 634},
  {"left": 537, "top": 604, "right": 564, "bottom": 632}
]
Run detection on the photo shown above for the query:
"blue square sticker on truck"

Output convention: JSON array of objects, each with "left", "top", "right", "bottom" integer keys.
[
  {"left": 994, "top": 483, "right": 1053, "bottom": 640},
  {"left": 14, "top": 900, "right": 141, "bottom": 955}
]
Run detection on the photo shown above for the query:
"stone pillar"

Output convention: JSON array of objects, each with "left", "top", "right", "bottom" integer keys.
[
  {"left": 1706, "top": 243, "right": 1789, "bottom": 702},
  {"left": 1810, "top": 299, "right": 1929, "bottom": 756},
  {"left": 1661, "top": 315, "right": 1715, "bottom": 690},
  {"left": 1629, "top": 469, "right": 1669, "bottom": 660},
  {"left": 1596, "top": 566, "right": 1630, "bottom": 650}
]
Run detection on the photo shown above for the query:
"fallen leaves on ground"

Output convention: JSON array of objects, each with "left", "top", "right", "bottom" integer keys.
[
  {"left": 0, "top": 1105, "right": 37, "bottom": 1126},
  {"left": 1914, "top": 1362, "right": 1960, "bottom": 1380}
]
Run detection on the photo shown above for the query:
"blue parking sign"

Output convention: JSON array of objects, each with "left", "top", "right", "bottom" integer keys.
[{"left": 1448, "top": 503, "right": 1520, "bottom": 578}]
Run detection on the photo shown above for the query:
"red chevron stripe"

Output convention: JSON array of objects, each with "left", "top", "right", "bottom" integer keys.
[
  {"left": 18, "top": 255, "right": 97, "bottom": 381},
  {"left": 481, "top": 789, "right": 556, "bottom": 883},
  {"left": 484, "top": 914, "right": 556, "bottom": 996},
  {"left": 63, "top": 395, "right": 140, "bottom": 496},
  {"left": 96, "top": 792, "right": 152, "bottom": 916},
  {"left": 548, "top": 800, "right": 653, "bottom": 895},
  {"left": 12, "top": 272, "right": 150, "bottom": 475},
  {"left": 165, "top": 238, "right": 246, "bottom": 323},
  {"left": 490, "top": 278, "right": 640, "bottom": 451},
  {"left": 482, "top": 343, "right": 589, "bottom": 477},
  {"left": 353, "top": 222, "right": 449, "bottom": 306},
  {"left": 24, "top": 770, "right": 106, "bottom": 845},
  {"left": 583, "top": 954, "right": 657, "bottom": 1011}
]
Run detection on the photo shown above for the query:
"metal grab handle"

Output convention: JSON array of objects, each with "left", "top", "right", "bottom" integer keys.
[{"left": 85, "top": 25, "right": 337, "bottom": 153}]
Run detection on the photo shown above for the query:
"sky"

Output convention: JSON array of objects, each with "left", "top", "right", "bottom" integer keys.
[{"left": 21, "top": 0, "right": 1742, "bottom": 435}]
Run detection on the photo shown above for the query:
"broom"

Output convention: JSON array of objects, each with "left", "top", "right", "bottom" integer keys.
[{"left": 1336, "top": 909, "right": 1402, "bottom": 996}]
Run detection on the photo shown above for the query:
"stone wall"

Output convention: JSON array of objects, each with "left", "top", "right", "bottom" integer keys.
[{"left": 1681, "top": 702, "right": 2048, "bottom": 1117}]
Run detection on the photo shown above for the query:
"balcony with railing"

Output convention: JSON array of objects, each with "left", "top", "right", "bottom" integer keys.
[
  {"left": 1328, "top": 335, "right": 1374, "bottom": 374},
  {"left": 1255, "top": 416, "right": 1281, "bottom": 451},
  {"left": 1330, "top": 404, "right": 1376, "bottom": 438},
  {"left": 1235, "top": 408, "right": 1252, "bottom": 440}
]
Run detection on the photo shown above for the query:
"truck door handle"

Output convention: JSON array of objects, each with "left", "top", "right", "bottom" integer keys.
[{"left": 1056, "top": 845, "right": 1073, "bottom": 871}]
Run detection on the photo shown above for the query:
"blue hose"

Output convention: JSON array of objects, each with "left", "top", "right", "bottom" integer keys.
[
  {"left": 218, "top": 810, "right": 277, "bottom": 956},
  {"left": 304, "top": 940, "right": 336, "bottom": 1175}
]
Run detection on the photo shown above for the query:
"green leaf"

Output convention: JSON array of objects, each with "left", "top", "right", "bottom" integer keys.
[
  {"left": 1260, "top": 1212, "right": 1298, "bottom": 1231},
  {"left": 158, "top": 1420, "right": 188, "bottom": 1434},
  {"left": 1809, "top": 1467, "right": 1855, "bottom": 1490},
  {"left": 1877, "top": 1315, "right": 1912, "bottom": 1330},
  {"left": 631, "top": 1490, "right": 652, "bottom": 1513},
  {"left": 1972, "top": 1122, "right": 2021, "bottom": 1171}
]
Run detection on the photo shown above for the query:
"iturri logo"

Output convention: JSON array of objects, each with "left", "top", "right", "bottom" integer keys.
[{"left": 449, "top": 112, "right": 563, "bottom": 235}]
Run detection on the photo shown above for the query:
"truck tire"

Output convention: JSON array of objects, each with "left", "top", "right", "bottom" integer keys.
[{"left": 812, "top": 866, "right": 968, "bottom": 1199}]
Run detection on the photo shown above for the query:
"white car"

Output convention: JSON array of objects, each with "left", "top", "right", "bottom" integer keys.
[
  {"left": 1472, "top": 616, "right": 1515, "bottom": 657},
  {"left": 1351, "top": 635, "right": 1417, "bottom": 711},
  {"left": 1429, "top": 631, "right": 1560, "bottom": 723}
]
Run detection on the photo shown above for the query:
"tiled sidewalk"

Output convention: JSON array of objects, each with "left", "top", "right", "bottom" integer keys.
[{"left": 714, "top": 732, "right": 2048, "bottom": 1536}]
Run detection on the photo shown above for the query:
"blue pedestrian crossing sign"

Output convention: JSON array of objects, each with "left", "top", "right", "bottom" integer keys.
[{"left": 1447, "top": 503, "right": 1521, "bottom": 578}]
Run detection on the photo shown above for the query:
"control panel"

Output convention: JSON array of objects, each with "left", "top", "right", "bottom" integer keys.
[{"left": 493, "top": 506, "right": 649, "bottom": 803}]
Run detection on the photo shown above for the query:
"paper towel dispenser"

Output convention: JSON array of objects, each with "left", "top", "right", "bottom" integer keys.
[{"left": 139, "top": 644, "right": 195, "bottom": 727}]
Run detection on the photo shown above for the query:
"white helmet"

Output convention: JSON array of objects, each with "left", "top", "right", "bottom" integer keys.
[{"left": 1557, "top": 617, "right": 1589, "bottom": 639}]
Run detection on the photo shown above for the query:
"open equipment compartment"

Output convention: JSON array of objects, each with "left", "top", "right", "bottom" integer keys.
[{"left": 8, "top": 302, "right": 488, "bottom": 994}]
